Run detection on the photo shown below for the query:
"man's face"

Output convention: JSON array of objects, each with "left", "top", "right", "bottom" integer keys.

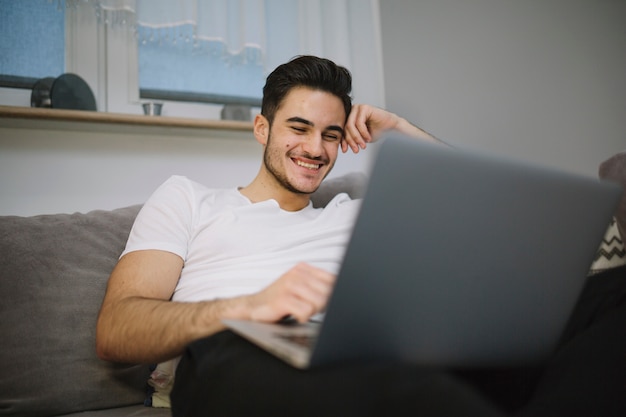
[{"left": 262, "top": 87, "right": 346, "bottom": 195}]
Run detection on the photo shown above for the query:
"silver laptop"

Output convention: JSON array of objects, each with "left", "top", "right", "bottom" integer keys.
[{"left": 224, "top": 134, "right": 621, "bottom": 369}]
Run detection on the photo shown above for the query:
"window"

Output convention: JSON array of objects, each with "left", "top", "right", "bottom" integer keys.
[
  {"left": 137, "top": 24, "right": 265, "bottom": 106},
  {"left": 0, "top": 0, "right": 65, "bottom": 81},
  {"left": 1, "top": 0, "right": 384, "bottom": 119},
  {"left": 0, "top": 0, "right": 65, "bottom": 106},
  {"left": 136, "top": 0, "right": 267, "bottom": 107}
]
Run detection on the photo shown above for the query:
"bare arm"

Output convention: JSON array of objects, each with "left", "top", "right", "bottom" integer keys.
[
  {"left": 96, "top": 250, "right": 334, "bottom": 364},
  {"left": 342, "top": 104, "right": 450, "bottom": 153}
]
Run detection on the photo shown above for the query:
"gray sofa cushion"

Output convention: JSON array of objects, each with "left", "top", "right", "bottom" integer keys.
[{"left": 0, "top": 205, "right": 148, "bottom": 417}]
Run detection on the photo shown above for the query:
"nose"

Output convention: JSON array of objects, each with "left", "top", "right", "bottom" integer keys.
[{"left": 301, "top": 132, "right": 324, "bottom": 157}]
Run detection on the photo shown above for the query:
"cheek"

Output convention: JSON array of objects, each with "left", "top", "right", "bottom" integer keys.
[
  {"left": 282, "top": 137, "right": 299, "bottom": 150},
  {"left": 325, "top": 142, "right": 340, "bottom": 157}
]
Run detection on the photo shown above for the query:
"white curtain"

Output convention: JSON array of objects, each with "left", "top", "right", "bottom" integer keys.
[
  {"left": 67, "top": 0, "right": 384, "bottom": 105},
  {"left": 134, "top": 0, "right": 265, "bottom": 65}
]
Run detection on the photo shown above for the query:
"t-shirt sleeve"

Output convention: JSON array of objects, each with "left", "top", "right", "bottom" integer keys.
[{"left": 121, "top": 176, "right": 196, "bottom": 260}]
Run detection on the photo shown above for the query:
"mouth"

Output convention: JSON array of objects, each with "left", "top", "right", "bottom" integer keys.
[{"left": 293, "top": 158, "right": 322, "bottom": 171}]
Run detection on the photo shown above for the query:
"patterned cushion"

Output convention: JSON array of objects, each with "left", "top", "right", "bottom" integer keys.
[
  {"left": 589, "top": 217, "right": 626, "bottom": 275},
  {"left": 599, "top": 151, "right": 626, "bottom": 245}
]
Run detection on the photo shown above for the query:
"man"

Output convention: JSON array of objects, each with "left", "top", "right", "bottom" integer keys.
[
  {"left": 97, "top": 56, "right": 626, "bottom": 416},
  {"left": 96, "top": 56, "right": 440, "bottom": 364},
  {"left": 97, "top": 55, "right": 485, "bottom": 415}
]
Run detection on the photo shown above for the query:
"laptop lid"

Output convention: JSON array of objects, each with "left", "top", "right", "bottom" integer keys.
[{"left": 307, "top": 134, "right": 621, "bottom": 368}]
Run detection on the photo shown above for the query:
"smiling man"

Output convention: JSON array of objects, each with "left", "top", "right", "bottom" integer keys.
[
  {"left": 96, "top": 56, "right": 478, "bottom": 416},
  {"left": 96, "top": 56, "right": 438, "bottom": 365}
]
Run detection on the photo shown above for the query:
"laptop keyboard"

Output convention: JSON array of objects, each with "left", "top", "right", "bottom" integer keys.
[{"left": 276, "top": 333, "right": 317, "bottom": 349}]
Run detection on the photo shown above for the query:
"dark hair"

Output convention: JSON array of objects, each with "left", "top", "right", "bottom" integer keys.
[{"left": 261, "top": 55, "right": 353, "bottom": 124}]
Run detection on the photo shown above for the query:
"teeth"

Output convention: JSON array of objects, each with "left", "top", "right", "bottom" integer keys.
[{"left": 296, "top": 160, "right": 320, "bottom": 170}]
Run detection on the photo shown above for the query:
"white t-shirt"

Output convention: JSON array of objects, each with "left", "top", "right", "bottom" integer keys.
[{"left": 123, "top": 175, "right": 361, "bottom": 302}]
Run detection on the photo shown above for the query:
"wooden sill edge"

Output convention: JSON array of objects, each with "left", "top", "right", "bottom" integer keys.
[{"left": 0, "top": 105, "right": 253, "bottom": 132}]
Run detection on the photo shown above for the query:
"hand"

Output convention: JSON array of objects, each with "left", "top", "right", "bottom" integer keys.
[
  {"left": 244, "top": 263, "right": 336, "bottom": 323},
  {"left": 342, "top": 104, "right": 444, "bottom": 154},
  {"left": 342, "top": 104, "right": 401, "bottom": 153}
]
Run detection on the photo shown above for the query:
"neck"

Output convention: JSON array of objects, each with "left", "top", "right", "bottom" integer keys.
[{"left": 239, "top": 173, "right": 311, "bottom": 211}]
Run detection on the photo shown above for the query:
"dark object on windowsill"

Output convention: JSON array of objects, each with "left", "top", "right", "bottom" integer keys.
[
  {"left": 30, "top": 73, "right": 97, "bottom": 111},
  {"left": 221, "top": 103, "right": 251, "bottom": 121},
  {"left": 30, "top": 77, "right": 55, "bottom": 108},
  {"left": 142, "top": 102, "right": 163, "bottom": 116},
  {"left": 51, "top": 73, "right": 97, "bottom": 111}
]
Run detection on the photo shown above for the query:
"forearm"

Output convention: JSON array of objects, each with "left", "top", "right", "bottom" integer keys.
[
  {"left": 96, "top": 256, "right": 334, "bottom": 364},
  {"left": 96, "top": 294, "right": 249, "bottom": 364},
  {"left": 394, "top": 116, "right": 452, "bottom": 148},
  {"left": 343, "top": 104, "right": 452, "bottom": 152}
]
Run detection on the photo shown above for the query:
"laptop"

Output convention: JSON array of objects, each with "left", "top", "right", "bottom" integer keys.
[{"left": 223, "top": 134, "right": 622, "bottom": 369}]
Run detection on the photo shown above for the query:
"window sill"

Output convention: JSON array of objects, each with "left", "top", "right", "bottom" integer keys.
[{"left": 0, "top": 105, "right": 253, "bottom": 139}]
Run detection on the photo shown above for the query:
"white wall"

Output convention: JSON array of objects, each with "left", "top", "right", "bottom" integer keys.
[
  {"left": 379, "top": 0, "right": 626, "bottom": 177},
  {"left": 0, "top": 124, "right": 258, "bottom": 216},
  {"left": 0, "top": 120, "right": 372, "bottom": 216}
]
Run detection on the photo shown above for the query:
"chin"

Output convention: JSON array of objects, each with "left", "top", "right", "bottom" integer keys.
[
  {"left": 282, "top": 165, "right": 332, "bottom": 195},
  {"left": 289, "top": 177, "right": 324, "bottom": 195},
  {"left": 292, "top": 183, "right": 320, "bottom": 195}
]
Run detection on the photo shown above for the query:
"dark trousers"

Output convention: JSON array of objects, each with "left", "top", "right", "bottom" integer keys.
[{"left": 171, "top": 266, "right": 626, "bottom": 417}]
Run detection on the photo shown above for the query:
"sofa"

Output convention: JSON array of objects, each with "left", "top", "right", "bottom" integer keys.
[
  {"left": 1, "top": 151, "right": 624, "bottom": 416},
  {"left": 0, "top": 173, "right": 367, "bottom": 417}
]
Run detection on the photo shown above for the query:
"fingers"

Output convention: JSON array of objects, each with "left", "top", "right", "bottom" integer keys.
[
  {"left": 343, "top": 104, "right": 372, "bottom": 153},
  {"left": 284, "top": 263, "right": 335, "bottom": 322},
  {"left": 342, "top": 104, "right": 399, "bottom": 154},
  {"left": 249, "top": 263, "right": 336, "bottom": 323}
]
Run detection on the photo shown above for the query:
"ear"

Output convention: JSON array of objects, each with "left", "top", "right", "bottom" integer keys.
[{"left": 253, "top": 114, "right": 269, "bottom": 145}]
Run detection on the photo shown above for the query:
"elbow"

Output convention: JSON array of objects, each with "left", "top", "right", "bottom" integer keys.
[
  {"left": 95, "top": 314, "right": 119, "bottom": 362},
  {"left": 95, "top": 328, "right": 115, "bottom": 362},
  {"left": 95, "top": 346, "right": 110, "bottom": 362}
]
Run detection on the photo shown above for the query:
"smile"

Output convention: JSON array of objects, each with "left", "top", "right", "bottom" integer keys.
[{"left": 294, "top": 159, "right": 321, "bottom": 170}]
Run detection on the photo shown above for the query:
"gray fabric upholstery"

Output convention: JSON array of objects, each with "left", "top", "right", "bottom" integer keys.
[
  {"left": 0, "top": 205, "right": 147, "bottom": 417},
  {"left": 311, "top": 172, "right": 368, "bottom": 208},
  {"left": 0, "top": 173, "right": 366, "bottom": 417}
]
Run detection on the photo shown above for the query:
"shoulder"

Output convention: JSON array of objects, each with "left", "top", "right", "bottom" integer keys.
[
  {"left": 158, "top": 175, "right": 210, "bottom": 197},
  {"left": 138, "top": 176, "right": 239, "bottom": 227},
  {"left": 153, "top": 175, "right": 236, "bottom": 204}
]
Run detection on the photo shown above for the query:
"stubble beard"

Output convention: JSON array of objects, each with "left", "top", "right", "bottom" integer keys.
[{"left": 263, "top": 132, "right": 334, "bottom": 195}]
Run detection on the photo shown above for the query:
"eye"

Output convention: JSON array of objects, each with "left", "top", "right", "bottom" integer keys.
[
  {"left": 323, "top": 132, "right": 341, "bottom": 141},
  {"left": 290, "top": 126, "right": 307, "bottom": 133}
]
